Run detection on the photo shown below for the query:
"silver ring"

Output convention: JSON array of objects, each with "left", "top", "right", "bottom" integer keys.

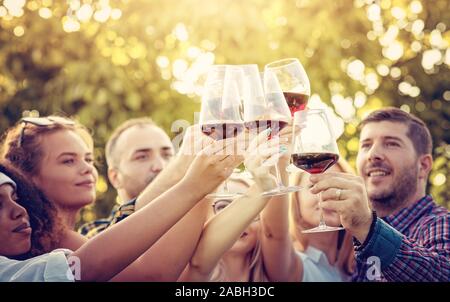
[{"left": 336, "top": 189, "right": 342, "bottom": 200}]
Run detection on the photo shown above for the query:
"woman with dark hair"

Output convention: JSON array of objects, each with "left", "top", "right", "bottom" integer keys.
[
  {"left": 0, "top": 138, "right": 243, "bottom": 281},
  {"left": 1, "top": 116, "right": 96, "bottom": 250},
  {"left": 0, "top": 162, "right": 63, "bottom": 260}
]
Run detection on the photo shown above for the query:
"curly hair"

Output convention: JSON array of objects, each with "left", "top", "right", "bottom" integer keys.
[
  {"left": 0, "top": 162, "right": 63, "bottom": 259},
  {"left": 0, "top": 115, "right": 93, "bottom": 176}
]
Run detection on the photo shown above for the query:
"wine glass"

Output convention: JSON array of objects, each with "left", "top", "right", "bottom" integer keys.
[
  {"left": 199, "top": 65, "right": 245, "bottom": 199},
  {"left": 264, "top": 58, "right": 310, "bottom": 116},
  {"left": 291, "top": 109, "right": 344, "bottom": 233},
  {"left": 241, "top": 67, "right": 302, "bottom": 196},
  {"left": 264, "top": 58, "right": 311, "bottom": 173}
]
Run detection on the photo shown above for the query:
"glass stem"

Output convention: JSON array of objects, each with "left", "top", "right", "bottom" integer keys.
[
  {"left": 223, "top": 179, "right": 229, "bottom": 193},
  {"left": 318, "top": 191, "right": 327, "bottom": 228},
  {"left": 275, "top": 165, "right": 284, "bottom": 187}
]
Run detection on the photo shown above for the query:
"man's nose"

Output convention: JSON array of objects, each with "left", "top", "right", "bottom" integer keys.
[
  {"left": 150, "top": 155, "right": 165, "bottom": 172},
  {"left": 367, "top": 142, "right": 385, "bottom": 162}
]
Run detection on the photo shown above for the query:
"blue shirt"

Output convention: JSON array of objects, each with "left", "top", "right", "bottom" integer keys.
[
  {"left": 297, "top": 246, "right": 351, "bottom": 282},
  {"left": 353, "top": 195, "right": 450, "bottom": 281}
]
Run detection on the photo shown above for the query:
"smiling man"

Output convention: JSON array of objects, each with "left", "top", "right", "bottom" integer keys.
[
  {"left": 309, "top": 107, "right": 449, "bottom": 281},
  {"left": 357, "top": 111, "right": 432, "bottom": 218}
]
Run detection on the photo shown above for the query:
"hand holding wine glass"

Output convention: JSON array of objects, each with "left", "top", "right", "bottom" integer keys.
[
  {"left": 275, "top": 123, "right": 301, "bottom": 170},
  {"left": 308, "top": 172, "right": 373, "bottom": 242},
  {"left": 244, "top": 128, "right": 287, "bottom": 192},
  {"left": 291, "top": 109, "right": 344, "bottom": 233},
  {"left": 183, "top": 137, "right": 244, "bottom": 196},
  {"left": 241, "top": 66, "right": 301, "bottom": 196},
  {"left": 199, "top": 65, "right": 246, "bottom": 199},
  {"left": 175, "top": 125, "right": 215, "bottom": 174}
]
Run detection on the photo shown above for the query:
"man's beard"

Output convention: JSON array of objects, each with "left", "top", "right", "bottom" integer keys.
[
  {"left": 144, "top": 172, "right": 159, "bottom": 186},
  {"left": 125, "top": 171, "right": 160, "bottom": 200},
  {"left": 138, "top": 172, "right": 159, "bottom": 192},
  {"left": 367, "top": 162, "right": 419, "bottom": 217}
]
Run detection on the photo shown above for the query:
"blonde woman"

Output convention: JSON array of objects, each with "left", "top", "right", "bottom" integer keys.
[
  {"left": 180, "top": 122, "right": 356, "bottom": 282},
  {"left": 290, "top": 159, "right": 356, "bottom": 281},
  {"left": 180, "top": 126, "right": 300, "bottom": 282},
  {"left": 208, "top": 174, "right": 267, "bottom": 281}
]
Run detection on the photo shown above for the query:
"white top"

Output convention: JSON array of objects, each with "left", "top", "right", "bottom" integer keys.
[
  {"left": 0, "top": 249, "right": 74, "bottom": 282},
  {"left": 297, "top": 246, "right": 351, "bottom": 282}
]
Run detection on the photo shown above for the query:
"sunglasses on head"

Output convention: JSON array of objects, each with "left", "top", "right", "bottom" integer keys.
[{"left": 17, "top": 116, "right": 75, "bottom": 147}]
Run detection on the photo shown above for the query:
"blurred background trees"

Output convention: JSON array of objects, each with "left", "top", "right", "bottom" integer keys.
[{"left": 0, "top": 0, "right": 448, "bottom": 223}]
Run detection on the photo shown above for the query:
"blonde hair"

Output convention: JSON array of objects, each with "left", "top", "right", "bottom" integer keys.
[
  {"left": 289, "top": 159, "right": 356, "bottom": 276},
  {"left": 209, "top": 173, "right": 269, "bottom": 282},
  {"left": 210, "top": 236, "right": 269, "bottom": 282}
]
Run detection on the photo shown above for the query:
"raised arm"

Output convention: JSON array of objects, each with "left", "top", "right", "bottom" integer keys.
[
  {"left": 310, "top": 172, "right": 450, "bottom": 281},
  {"left": 111, "top": 126, "right": 213, "bottom": 281},
  {"left": 111, "top": 198, "right": 210, "bottom": 281},
  {"left": 354, "top": 214, "right": 450, "bottom": 281},
  {"left": 71, "top": 138, "right": 241, "bottom": 281},
  {"left": 135, "top": 125, "right": 211, "bottom": 211},
  {"left": 180, "top": 128, "right": 284, "bottom": 281},
  {"left": 259, "top": 125, "right": 302, "bottom": 281}
]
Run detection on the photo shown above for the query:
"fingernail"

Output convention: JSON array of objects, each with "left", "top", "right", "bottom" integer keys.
[
  {"left": 310, "top": 175, "right": 318, "bottom": 182},
  {"left": 280, "top": 145, "right": 287, "bottom": 153}
]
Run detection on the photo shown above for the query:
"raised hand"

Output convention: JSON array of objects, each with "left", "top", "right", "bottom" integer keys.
[
  {"left": 182, "top": 137, "right": 245, "bottom": 195},
  {"left": 175, "top": 125, "right": 215, "bottom": 172},
  {"left": 309, "top": 172, "right": 373, "bottom": 242},
  {"left": 276, "top": 123, "right": 300, "bottom": 168},
  {"left": 244, "top": 128, "right": 287, "bottom": 192}
]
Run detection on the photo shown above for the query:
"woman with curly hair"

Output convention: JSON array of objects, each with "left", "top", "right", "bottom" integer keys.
[
  {"left": 0, "top": 163, "right": 63, "bottom": 260},
  {"left": 0, "top": 138, "right": 244, "bottom": 281},
  {"left": 1, "top": 116, "right": 96, "bottom": 250}
]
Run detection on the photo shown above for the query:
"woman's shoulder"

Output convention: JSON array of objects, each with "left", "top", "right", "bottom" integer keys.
[{"left": 0, "top": 249, "right": 74, "bottom": 282}]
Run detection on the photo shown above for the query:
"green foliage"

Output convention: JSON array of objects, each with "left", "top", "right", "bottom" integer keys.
[{"left": 0, "top": 0, "right": 448, "bottom": 222}]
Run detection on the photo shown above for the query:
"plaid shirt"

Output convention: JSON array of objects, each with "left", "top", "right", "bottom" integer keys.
[
  {"left": 353, "top": 195, "right": 450, "bottom": 281},
  {"left": 78, "top": 198, "right": 137, "bottom": 239}
]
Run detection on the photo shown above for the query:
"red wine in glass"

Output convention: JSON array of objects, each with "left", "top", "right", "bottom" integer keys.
[
  {"left": 283, "top": 92, "right": 309, "bottom": 116},
  {"left": 291, "top": 152, "right": 339, "bottom": 174},
  {"left": 244, "top": 120, "right": 288, "bottom": 137},
  {"left": 201, "top": 122, "right": 244, "bottom": 141}
]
